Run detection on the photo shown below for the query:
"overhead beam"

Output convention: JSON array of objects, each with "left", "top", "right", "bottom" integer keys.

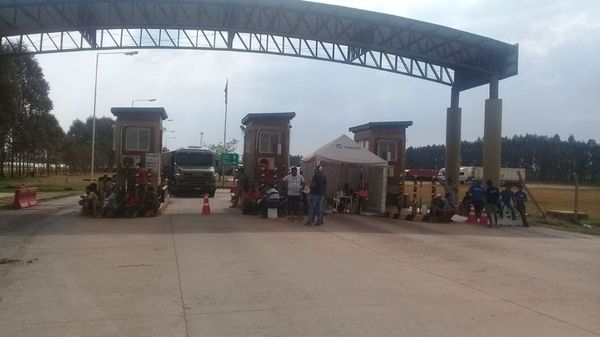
[
  {"left": 0, "top": 28, "right": 455, "bottom": 86},
  {"left": 0, "top": 0, "right": 518, "bottom": 89}
]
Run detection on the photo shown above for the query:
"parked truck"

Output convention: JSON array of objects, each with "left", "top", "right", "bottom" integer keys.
[
  {"left": 470, "top": 167, "right": 525, "bottom": 184},
  {"left": 436, "top": 167, "right": 467, "bottom": 184},
  {"left": 162, "top": 148, "right": 217, "bottom": 197},
  {"left": 438, "top": 166, "right": 525, "bottom": 185}
]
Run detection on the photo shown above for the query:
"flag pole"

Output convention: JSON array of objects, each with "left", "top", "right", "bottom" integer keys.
[{"left": 222, "top": 79, "right": 228, "bottom": 182}]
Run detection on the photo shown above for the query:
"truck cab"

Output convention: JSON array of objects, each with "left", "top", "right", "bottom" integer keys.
[{"left": 162, "top": 148, "right": 217, "bottom": 197}]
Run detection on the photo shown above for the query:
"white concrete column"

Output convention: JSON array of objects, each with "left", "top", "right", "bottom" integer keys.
[
  {"left": 445, "top": 88, "right": 461, "bottom": 201},
  {"left": 483, "top": 80, "right": 502, "bottom": 187}
]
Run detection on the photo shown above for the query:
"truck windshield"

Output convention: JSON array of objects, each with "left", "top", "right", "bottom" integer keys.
[{"left": 176, "top": 153, "right": 213, "bottom": 166}]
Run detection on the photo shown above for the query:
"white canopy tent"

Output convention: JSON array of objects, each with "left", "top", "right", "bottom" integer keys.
[{"left": 301, "top": 135, "right": 388, "bottom": 214}]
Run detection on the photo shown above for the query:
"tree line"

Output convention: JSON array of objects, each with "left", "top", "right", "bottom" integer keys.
[
  {"left": 0, "top": 46, "right": 62, "bottom": 178},
  {"left": 0, "top": 46, "right": 117, "bottom": 178},
  {"left": 406, "top": 135, "right": 600, "bottom": 184}
]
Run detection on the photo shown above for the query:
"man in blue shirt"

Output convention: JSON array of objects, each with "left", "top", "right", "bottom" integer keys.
[
  {"left": 500, "top": 186, "right": 516, "bottom": 220},
  {"left": 514, "top": 185, "right": 529, "bottom": 227},
  {"left": 468, "top": 181, "right": 486, "bottom": 217}
]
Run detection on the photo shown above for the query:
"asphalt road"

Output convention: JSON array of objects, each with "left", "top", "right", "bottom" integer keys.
[{"left": 0, "top": 190, "right": 599, "bottom": 337}]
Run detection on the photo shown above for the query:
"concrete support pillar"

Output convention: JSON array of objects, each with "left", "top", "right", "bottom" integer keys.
[
  {"left": 445, "top": 87, "right": 461, "bottom": 201},
  {"left": 483, "top": 80, "right": 503, "bottom": 187}
]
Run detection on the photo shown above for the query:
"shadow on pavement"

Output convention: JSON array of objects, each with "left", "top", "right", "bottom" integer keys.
[{"left": 0, "top": 206, "right": 572, "bottom": 240}]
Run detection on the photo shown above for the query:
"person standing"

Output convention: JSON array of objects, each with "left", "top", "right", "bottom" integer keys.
[
  {"left": 356, "top": 180, "right": 368, "bottom": 215},
  {"left": 282, "top": 167, "right": 305, "bottom": 221},
  {"left": 306, "top": 167, "right": 327, "bottom": 226},
  {"left": 485, "top": 180, "right": 500, "bottom": 227},
  {"left": 514, "top": 185, "right": 529, "bottom": 227},
  {"left": 468, "top": 181, "right": 485, "bottom": 217},
  {"left": 500, "top": 186, "right": 516, "bottom": 220},
  {"left": 231, "top": 166, "right": 248, "bottom": 208}
]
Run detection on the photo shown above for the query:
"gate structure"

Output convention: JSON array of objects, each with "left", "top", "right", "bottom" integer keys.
[{"left": 0, "top": 0, "right": 519, "bottom": 192}]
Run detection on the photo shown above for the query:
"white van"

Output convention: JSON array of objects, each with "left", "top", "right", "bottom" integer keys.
[{"left": 438, "top": 167, "right": 467, "bottom": 184}]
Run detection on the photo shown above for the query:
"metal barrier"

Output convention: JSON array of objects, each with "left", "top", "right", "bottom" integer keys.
[{"left": 12, "top": 187, "right": 38, "bottom": 209}]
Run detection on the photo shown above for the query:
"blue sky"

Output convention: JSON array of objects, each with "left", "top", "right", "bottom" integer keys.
[{"left": 36, "top": 0, "right": 600, "bottom": 155}]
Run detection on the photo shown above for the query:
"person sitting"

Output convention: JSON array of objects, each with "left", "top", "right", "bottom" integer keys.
[
  {"left": 141, "top": 186, "right": 159, "bottom": 217},
  {"left": 262, "top": 184, "right": 280, "bottom": 218},
  {"left": 102, "top": 187, "right": 119, "bottom": 217},
  {"left": 124, "top": 186, "right": 141, "bottom": 217},
  {"left": 115, "top": 186, "right": 127, "bottom": 217},
  {"left": 79, "top": 186, "right": 89, "bottom": 214},
  {"left": 89, "top": 183, "right": 102, "bottom": 217},
  {"left": 242, "top": 184, "right": 261, "bottom": 215},
  {"left": 102, "top": 178, "right": 113, "bottom": 198},
  {"left": 430, "top": 194, "right": 450, "bottom": 222},
  {"left": 80, "top": 184, "right": 100, "bottom": 217}
]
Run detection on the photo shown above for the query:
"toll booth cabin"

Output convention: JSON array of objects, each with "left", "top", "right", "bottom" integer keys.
[
  {"left": 349, "top": 121, "right": 413, "bottom": 205},
  {"left": 241, "top": 112, "right": 296, "bottom": 189},
  {"left": 111, "top": 107, "right": 168, "bottom": 189}
]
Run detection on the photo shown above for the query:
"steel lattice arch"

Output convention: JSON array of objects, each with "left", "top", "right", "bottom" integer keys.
[{"left": 0, "top": 0, "right": 518, "bottom": 90}]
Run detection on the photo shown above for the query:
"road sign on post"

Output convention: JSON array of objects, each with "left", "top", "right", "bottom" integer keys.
[{"left": 221, "top": 153, "right": 239, "bottom": 167}]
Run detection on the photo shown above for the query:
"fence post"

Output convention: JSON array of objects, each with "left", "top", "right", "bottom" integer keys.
[{"left": 573, "top": 173, "right": 579, "bottom": 224}]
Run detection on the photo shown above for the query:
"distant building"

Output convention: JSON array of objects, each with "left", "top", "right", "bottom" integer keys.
[{"left": 349, "top": 121, "right": 413, "bottom": 205}]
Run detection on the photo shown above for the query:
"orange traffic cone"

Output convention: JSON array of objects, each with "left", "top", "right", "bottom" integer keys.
[
  {"left": 479, "top": 208, "right": 489, "bottom": 226},
  {"left": 202, "top": 194, "right": 211, "bottom": 215},
  {"left": 468, "top": 205, "right": 476, "bottom": 224}
]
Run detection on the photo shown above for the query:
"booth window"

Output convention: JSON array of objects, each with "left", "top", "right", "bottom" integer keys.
[
  {"left": 378, "top": 140, "right": 397, "bottom": 161},
  {"left": 125, "top": 127, "right": 151, "bottom": 151},
  {"left": 259, "top": 131, "right": 280, "bottom": 154}
]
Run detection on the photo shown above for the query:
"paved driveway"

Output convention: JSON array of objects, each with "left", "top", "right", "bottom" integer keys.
[{"left": 0, "top": 191, "right": 599, "bottom": 337}]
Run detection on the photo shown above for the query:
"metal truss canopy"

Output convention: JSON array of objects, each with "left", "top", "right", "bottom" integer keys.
[{"left": 0, "top": 0, "right": 519, "bottom": 91}]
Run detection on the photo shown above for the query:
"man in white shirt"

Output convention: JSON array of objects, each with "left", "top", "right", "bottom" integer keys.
[{"left": 282, "top": 167, "right": 305, "bottom": 221}]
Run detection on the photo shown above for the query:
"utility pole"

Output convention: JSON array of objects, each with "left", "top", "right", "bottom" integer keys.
[{"left": 222, "top": 79, "right": 228, "bottom": 182}]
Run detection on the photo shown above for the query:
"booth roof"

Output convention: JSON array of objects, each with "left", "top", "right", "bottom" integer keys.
[
  {"left": 111, "top": 107, "right": 168, "bottom": 120},
  {"left": 302, "top": 135, "right": 388, "bottom": 167}
]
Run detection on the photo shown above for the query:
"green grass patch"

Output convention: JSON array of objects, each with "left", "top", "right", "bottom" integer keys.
[{"left": 0, "top": 175, "right": 88, "bottom": 193}]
